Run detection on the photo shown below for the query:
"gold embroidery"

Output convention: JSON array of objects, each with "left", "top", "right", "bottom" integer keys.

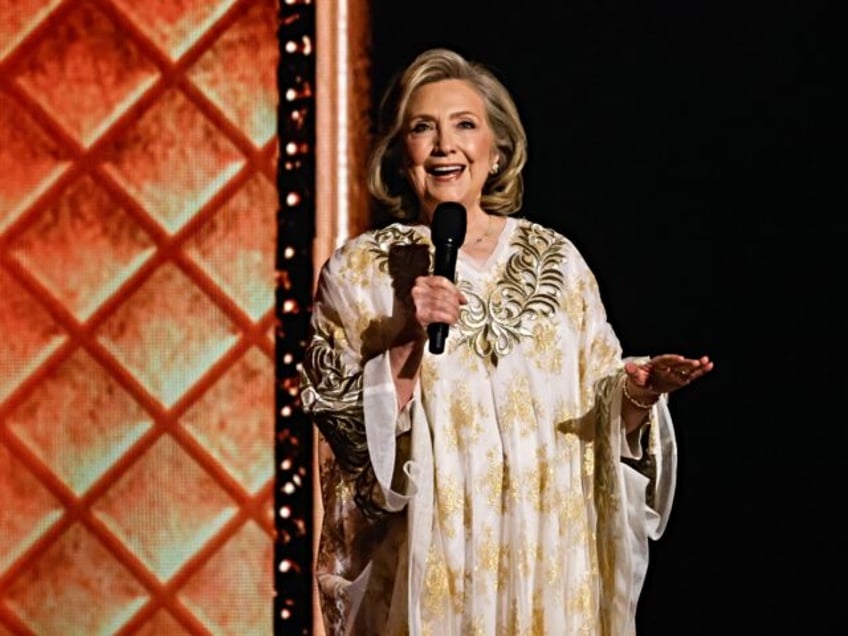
[
  {"left": 350, "top": 299, "right": 374, "bottom": 345},
  {"left": 338, "top": 223, "right": 425, "bottom": 283},
  {"left": 336, "top": 241, "right": 370, "bottom": 286},
  {"left": 435, "top": 476, "right": 463, "bottom": 538},
  {"left": 535, "top": 446, "right": 555, "bottom": 513},
  {"left": 447, "top": 385, "right": 484, "bottom": 450},
  {"left": 566, "top": 573, "right": 592, "bottom": 615},
  {"left": 449, "top": 566, "right": 463, "bottom": 614},
  {"left": 592, "top": 372, "right": 624, "bottom": 636},
  {"left": 500, "top": 376, "right": 535, "bottom": 436},
  {"left": 420, "top": 355, "right": 440, "bottom": 395},
  {"left": 544, "top": 540, "right": 563, "bottom": 586},
  {"left": 560, "top": 271, "right": 586, "bottom": 331},
  {"left": 522, "top": 463, "right": 543, "bottom": 512},
  {"left": 476, "top": 525, "right": 500, "bottom": 573},
  {"left": 621, "top": 411, "right": 660, "bottom": 509},
  {"left": 561, "top": 479, "right": 584, "bottom": 529},
  {"left": 497, "top": 542, "right": 511, "bottom": 594},
  {"left": 456, "top": 222, "right": 567, "bottom": 366},
  {"left": 483, "top": 447, "right": 504, "bottom": 507},
  {"left": 300, "top": 315, "right": 382, "bottom": 515},
  {"left": 302, "top": 222, "right": 432, "bottom": 521},
  {"left": 530, "top": 318, "right": 563, "bottom": 373},
  {"left": 422, "top": 546, "right": 450, "bottom": 618},
  {"left": 373, "top": 223, "right": 426, "bottom": 254}
]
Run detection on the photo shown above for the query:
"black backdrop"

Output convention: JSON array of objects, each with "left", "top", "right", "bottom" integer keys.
[{"left": 368, "top": 1, "right": 842, "bottom": 633}]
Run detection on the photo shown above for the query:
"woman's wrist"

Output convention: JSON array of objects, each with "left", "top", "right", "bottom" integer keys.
[{"left": 622, "top": 379, "right": 661, "bottom": 410}]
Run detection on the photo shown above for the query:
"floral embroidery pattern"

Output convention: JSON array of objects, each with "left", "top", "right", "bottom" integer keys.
[{"left": 457, "top": 222, "right": 567, "bottom": 366}]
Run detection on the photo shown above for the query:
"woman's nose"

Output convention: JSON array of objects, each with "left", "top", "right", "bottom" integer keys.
[{"left": 433, "top": 128, "right": 455, "bottom": 154}]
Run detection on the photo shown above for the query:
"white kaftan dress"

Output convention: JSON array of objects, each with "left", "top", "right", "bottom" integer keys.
[{"left": 300, "top": 217, "right": 677, "bottom": 636}]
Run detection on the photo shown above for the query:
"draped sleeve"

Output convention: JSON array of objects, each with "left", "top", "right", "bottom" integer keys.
[
  {"left": 299, "top": 225, "right": 431, "bottom": 633},
  {"left": 548, "top": 233, "right": 677, "bottom": 635},
  {"left": 300, "top": 245, "right": 394, "bottom": 519}
]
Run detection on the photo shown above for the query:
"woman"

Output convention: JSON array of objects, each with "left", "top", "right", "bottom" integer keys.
[{"left": 300, "top": 47, "right": 713, "bottom": 635}]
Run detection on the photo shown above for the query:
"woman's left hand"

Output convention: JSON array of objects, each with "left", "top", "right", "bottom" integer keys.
[{"left": 625, "top": 353, "right": 714, "bottom": 395}]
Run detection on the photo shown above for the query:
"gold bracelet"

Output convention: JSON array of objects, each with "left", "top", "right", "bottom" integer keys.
[{"left": 622, "top": 380, "right": 658, "bottom": 410}]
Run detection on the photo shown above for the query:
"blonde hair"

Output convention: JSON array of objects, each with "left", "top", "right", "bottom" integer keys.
[{"left": 367, "top": 48, "right": 528, "bottom": 220}]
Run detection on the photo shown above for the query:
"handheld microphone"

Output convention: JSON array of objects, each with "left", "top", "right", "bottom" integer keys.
[{"left": 428, "top": 201, "right": 467, "bottom": 354}]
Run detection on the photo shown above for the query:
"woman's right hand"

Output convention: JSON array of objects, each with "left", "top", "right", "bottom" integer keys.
[{"left": 410, "top": 275, "right": 468, "bottom": 331}]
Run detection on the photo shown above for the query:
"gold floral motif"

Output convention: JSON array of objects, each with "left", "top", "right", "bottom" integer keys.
[
  {"left": 560, "top": 271, "right": 589, "bottom": 330},
  {"left": 420, "top": 355, "right": 440, "bottom": 394},
  {"left": 449, "top": 565, "right": 463, "bottom": 614},
  {"left": 483, "top": 447, "right": 504, "bottom": 507},
  {"left": 522, "top": 463, "right": 543, "bottom": 511},
  {"left": 533, "top": 447, "right": 555, "bottom": 513},
  {"left": 373, "top": 223, "right": 426, "bottom": 250},
  {"left": 544, "top": 540, "right": 563, "bottom": 586},
  {"left": 496, "top": 542, "right": 511, "bottom": 593},
  {"left": 299, "top": 315, "right": 375, "bottom": 509},
  {"left": 422, "top": 546, "right": 450, "bottom": 618},
  {"left": 500, "top": 376, "right": 535, "bottom": 436},
  {"left": 530, "top": 318, "right": 563, "bottom": 373},
  {"left": 338, "top": 242, "right": 378, "bottom": 286},
  {"left": 350, "top": 299, "right": 374, "bottom": 345},
  {"left": 476, "top": 525, "right": 500, "bottom": 573},
  {"left": 561, "top": 480, "right": 585, "bottom": 528},
  {"left": 438, "top": 420, "right": 459, "bottom": 452},
  {"left": 516, "top": 540, "right": 538, "bottom": 577},
  {"left": 447, "top": 385, "right": 484, "bottom": 450},
  {"left": 456, "top": 222, "right": 567, "bottom": 366},
  {"left": 588, "top": 336, "right": 619, "bottom": 383},
  {"left": 339, "top": 224, "right": 426, "bottom": 282},
  {"left": 435, "top": 476, "right": 463, "bottom": 538},
  {"left": 565, "top": 574, "right": 598, "bottom": 635},
  {"left": 592, "top": 372, "right": 624, "bottom": 636}
]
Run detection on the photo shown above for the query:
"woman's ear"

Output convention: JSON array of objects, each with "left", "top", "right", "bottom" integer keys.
[{"left": 489, "top": 152, "right": 501, "bottom": 175}]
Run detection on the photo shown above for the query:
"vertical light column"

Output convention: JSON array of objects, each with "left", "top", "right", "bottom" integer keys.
[
  {"left": 309, "top": 1, "right": 372, "bottom": 633},
  {"left": 275, "top": 1, "right": 315, "bottom": 634},
  {"left": 315, "top": 0, "right": 372, "bottom": 284}
]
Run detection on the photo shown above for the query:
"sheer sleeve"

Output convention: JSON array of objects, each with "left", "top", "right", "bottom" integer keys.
[
  {"left": 560, "top": 238, "right": 678, "bottom": 632},
  {"left": 300, "top": 252, "right": 396, "bottom": 519},
  {"left": 300, "top": 233, "right": 423, "bottom": 633}
]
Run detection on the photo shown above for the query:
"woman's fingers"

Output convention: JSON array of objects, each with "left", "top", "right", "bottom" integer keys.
[
  {"left": 648, "top": 354, "right": 714, "bottom": 391},
  {"left": 411, "top": 275, "right": 465, "bottom": 327}
]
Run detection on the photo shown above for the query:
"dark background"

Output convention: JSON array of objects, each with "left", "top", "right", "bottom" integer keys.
[{"left": 369, "top": 1, "right": 842, "bottom": 633}]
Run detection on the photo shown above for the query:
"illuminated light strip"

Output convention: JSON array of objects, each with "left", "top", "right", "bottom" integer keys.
[
  {"left": 334, "top": 0, "right": 349, "bottom": 251},
  {"left": 275, "top": 0, "right": 314, "bottom": 634}
]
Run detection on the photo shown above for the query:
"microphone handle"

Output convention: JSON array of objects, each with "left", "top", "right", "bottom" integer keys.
[
  {"left": 428, "top": 322, "right": 448, "bottom": 354},
  {"left": 428, "top": 243, "right": 460, "bottom": 354},
  {"left": 433, "top": 242, "right": 459, "bottom": 278}
]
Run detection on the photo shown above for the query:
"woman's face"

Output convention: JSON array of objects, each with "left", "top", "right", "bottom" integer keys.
[{"left": 402, "top": 79, "right": 497, "bottom": 221}]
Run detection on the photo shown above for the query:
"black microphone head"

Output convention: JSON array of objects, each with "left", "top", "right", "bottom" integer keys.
[{"left": 431, "top": 202, "right": 467, "bottom": 247}]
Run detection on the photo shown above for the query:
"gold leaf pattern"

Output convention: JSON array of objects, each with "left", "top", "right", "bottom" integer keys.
[{"left": 456, "top": 222, "right": 566, "bottom": 366}]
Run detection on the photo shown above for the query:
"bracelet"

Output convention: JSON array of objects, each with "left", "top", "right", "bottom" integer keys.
[{"left": 622, "top": 380, "right": 659, "bottom": 410}]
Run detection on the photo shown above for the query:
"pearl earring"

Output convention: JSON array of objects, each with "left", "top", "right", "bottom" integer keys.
[{"left": 490, "top": 160, "right": 500, "bottom": 175}]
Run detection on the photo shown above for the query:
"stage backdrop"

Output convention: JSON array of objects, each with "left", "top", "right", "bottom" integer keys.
[{"left": 0, "top": 1, "right": 279, "bottom": 634}]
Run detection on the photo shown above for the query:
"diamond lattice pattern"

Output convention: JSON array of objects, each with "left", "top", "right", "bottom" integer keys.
[{"left": 0, "top": 1, "right": 279, "bottom": 634}]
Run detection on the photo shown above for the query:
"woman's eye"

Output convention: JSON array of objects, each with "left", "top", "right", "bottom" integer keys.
[
  {"left": 458, "top": 119, "right": 476, "bottom": 129},
  {"left": 410, "top": 121, "right": 432, "bottom": 133}
]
